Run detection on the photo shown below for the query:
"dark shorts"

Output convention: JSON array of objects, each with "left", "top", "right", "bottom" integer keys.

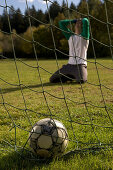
[{"left": 50, "top": 64, "right": 87, "bottom": 83}]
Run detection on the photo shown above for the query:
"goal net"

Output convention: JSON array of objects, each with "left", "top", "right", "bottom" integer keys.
[{"left": 0, "top": 0, "right": 113, "bottom": 160}]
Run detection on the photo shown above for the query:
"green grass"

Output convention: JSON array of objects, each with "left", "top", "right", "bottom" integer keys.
[{"left": 0, "top": 58, "right": 113, "bottom": 170}]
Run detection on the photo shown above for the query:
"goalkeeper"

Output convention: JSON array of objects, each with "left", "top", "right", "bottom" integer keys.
[{"left": 50, "top": 18, "right": 90, "bottom": 83}]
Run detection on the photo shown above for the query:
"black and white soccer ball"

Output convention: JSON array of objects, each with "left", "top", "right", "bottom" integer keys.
[{"left": 29, "top": 118, "right": 68, "bottom": 158}]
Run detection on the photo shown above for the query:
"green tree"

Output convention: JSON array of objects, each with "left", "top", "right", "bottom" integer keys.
[
  {"left": 54, "top": 13, "right": 68, "bottom": 56},
  {"left": 12, "top": 8, "right": 25, "bottom": 34},
  {"left": 0, "top": 32, "right": 3, "bottom": 53},
  {"left": 33, "top": 25, "right": 54, "bottom": 57},
  {"left": 29, "top": 5, "right": 39, "bottom": 27},
  {"left": 70, "top": 2, "right": 76, "bottom": 10},
  {"left": 0, "top": 15, "right": 2, "bottom": 30},
  {"left": 37, "top": 10, "right": 46, "bottom": 25},
  {"left": 61, "top": 0, "right": 68, "bottom": 17},
  {"left": 61, "top": 0, "right": 67, "bottom": 13},
  {"left": 1, "top": 34, "right": 12, "bottom": 55},
  {"left": 19, "top": 27, "right": 36, "bottom": 56},
  {"left": 24, "top": 9, "right": 30, "bottom": 30},
  {"left": 49, "top": 1, "right": 61, "bottom": 20},
  {"left": 87, "top": 0, "right": 102, "bottom": 16},
  {"left": 77, "top": 0, "right": 87, "bottom": 16},
  {"left": 1, "top": 9, "right": 10, "bottom": 33},
  {"left": 104, "top": 0, "right": 113, "bottom": 23},
  {"left": 9, "top": 6, "right": 15, "bottom": 29}
]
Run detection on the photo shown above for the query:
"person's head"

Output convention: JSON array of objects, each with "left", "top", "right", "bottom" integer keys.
[{"left": 75, "top": 19, "right": 82, "bottom": 35}]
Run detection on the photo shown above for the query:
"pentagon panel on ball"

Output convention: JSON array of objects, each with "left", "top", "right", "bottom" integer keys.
[{"left": 29, "top": 118, "right": 68, "bottom": 158}]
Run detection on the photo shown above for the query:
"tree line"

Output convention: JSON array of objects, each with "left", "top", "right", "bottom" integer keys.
[{"left": 0, "top": 0, "right": 113, "bottom": 59}]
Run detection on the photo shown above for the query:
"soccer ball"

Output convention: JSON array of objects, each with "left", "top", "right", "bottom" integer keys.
[{"left": 29, "top": 118, "right": 68, "bottom": 158}]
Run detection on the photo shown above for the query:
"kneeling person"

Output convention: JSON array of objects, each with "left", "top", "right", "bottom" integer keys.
[{"left": 50, "top": 18, "right": 90, "bottom": 83}]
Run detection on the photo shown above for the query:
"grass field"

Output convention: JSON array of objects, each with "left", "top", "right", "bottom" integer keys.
[{"left": 0, "top": 58, "right": 113, "bottom": 169}]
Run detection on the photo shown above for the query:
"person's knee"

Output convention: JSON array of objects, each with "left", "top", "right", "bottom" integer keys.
[
  {"left": 49, "top": 75, "right": 53, "bottom": 83},
  {"left": 76, "top": 76, "right": 87, "bottom": 83},
  {"left": 81, "top": 79, "right": 87, "bottom": 83},
  {"left": 50, "top": 77, "right": 56, "bottom": 83},
  {"left": 49, "top": 75, "right": 60, "bottom": 83}
]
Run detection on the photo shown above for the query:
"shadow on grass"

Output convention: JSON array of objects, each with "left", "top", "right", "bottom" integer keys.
[
  {"left": 0, "top": 147, "right": 109, "bottom": 170},
  {"left": 0, "top": 149, "right": 85, "bottom": 170},
  {"left": 0, "top": 149, "right": 83, "bottom": 170},
  {"left": 2, "top": 82, "right": 78, "bottom": 94},
  {"left": 0, "top": 150, "right": 53, "bottom": 170}
]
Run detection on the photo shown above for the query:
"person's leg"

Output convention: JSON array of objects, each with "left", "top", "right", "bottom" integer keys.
[
  {"left": 50, "top": 64, "right": 87, "bottom": 83},
  {"left": 50, "top": 64, "right": 75, "bottom": 83},
  {"left": 49, "top": 69, "right": 61, "bottom": 83},
  {"left": 74, "top": 64, "right": 87, "bottom": 83}
]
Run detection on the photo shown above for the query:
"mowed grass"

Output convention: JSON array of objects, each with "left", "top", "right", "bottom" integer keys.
[{"left": 0, "top": 58, "right": 113, "bottom": 169}]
